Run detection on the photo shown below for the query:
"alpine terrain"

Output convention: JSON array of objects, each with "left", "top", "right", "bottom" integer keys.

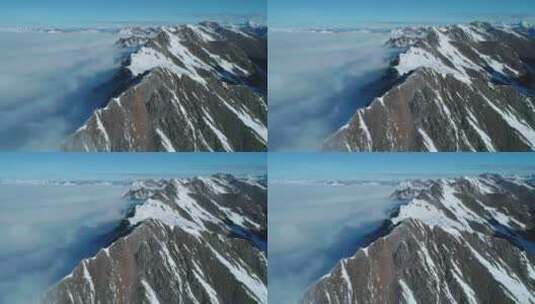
[
  {"left": 325, "top": 22, "right": 535, "bottom": 151},
  {"left": 303, "top": 174, "right": 535, "bottom": 303},
  {"left": 42, "top": 174, "right": 267, "bottom": 303},
  {"left": 64, "top": 22, "right": 267, "bottom": 152}
]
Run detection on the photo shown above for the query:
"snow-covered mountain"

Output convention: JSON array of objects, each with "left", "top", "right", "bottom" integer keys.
[
  {"left": 64, "top": 22, "right": 267, "bottom": 152},
  {"left": 325, "top": 22, "right": 535, "bottom": 151},
  {"left": 42, "top": 174, "right": 267, "bottom": 303},
  {"left": 303, "top": 174, "right": 535, "bottom": 303}
]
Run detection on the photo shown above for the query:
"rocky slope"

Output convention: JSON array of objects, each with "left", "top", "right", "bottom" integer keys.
[
  {"left": 43, "top": 174, "right": 267, "bottom": 304},
  {"left": 325, "top": 22, "right": 535, "bottom": 151},
  {"left": 64, "top": 22, "right": 267, "bottom": 152},
  {"left": 303, "top": 174, "right": 535, "bottom": 303}
]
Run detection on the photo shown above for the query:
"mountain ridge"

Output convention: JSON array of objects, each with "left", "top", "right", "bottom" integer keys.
[
  {"left": 43, "top": 174, "right": 267, "bottom": 304},
  {"left": 324, "top": 22, "right": 535, "bottom": 152},
  {"left": 63, "top": 22, "right": 267, "bottom": 152},
  {"left": 303, "top": 174, "right": 535, "bottom": 304}
]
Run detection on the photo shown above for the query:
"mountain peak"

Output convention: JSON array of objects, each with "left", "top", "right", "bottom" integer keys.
[
  {"left": 325, "top": 22, "right": 535, "bottom": 152},
  {"left": 64, "top": 22, "right": 267, "bottom": 152},
  {"left": 303, "top": 174, "right": 535, "bottom": 304},
  {"left": 44, "top": 174, "right": 267, "bottom": 304}
]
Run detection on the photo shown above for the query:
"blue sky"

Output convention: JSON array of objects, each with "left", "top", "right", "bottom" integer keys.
[
  {"left": 269, "top": 153, "right": 535, "bottom": 181},
  {"left": 269, "top": 0, "right": 535, "bottom": 28},
  {"left": 0, "top": 0, "right": 266, "bottom": 27},
  {"left": 0, "top": 153, "right": 266, "bottom": 180}
]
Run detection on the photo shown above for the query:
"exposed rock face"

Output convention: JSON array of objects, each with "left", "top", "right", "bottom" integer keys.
[
  {"left": 303, "top": 174, "right": 535, "bottom": 304},
  {"left": 64, "top": 22, "right": 267, "bottom": 152},
  {"left": 325, "top": 22, "right": 535, "bottom": 151},
  {"left": 43, "top": 174, "right": 267, "bottom": 304}
]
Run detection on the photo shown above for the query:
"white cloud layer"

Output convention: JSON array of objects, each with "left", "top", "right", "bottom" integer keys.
[
  {"left": 0, "top": 31, "right": 121, "bottom": 150},
  {"left": 0, "top": 184, "right": 128, "bottom": 303},
  {"left": 268, "top": 182, "right": 398, "bottom": 304},
  {"left": 269, "top": 30, "right": 393, "bottom": 150}
]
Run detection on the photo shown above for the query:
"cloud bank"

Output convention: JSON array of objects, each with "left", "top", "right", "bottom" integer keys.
[
  {"left": 0, "top": 184, "right": 128, "bottom": 303},
  {"left": 268, "top": 182, "right": 398, "bottom": 303},
  {"left": 269, "top": 30, "right": 394, "bottom": 150},
  {"left": 0, "top": 31, "right": 122, "bottom": 150}
]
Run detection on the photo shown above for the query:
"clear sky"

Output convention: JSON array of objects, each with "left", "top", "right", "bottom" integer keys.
[
  {"left": 0, "top": 0, "right": 266, "bottom": 27},
  {"left": 269, "top": 153, "right": 535, "bottom": 181},
  {"left": 269, "top": 0, "right": 535, "bottom": 28},
  {"left": 0, "top": 153, "right": 266, "bottom": 180}
]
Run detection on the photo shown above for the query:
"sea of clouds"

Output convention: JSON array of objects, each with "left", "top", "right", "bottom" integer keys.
[
  {"left": 0, "top": 31, "right": 123, "bottom": 150},
  {"left": 268, "top": 182, "right": 399, "bottom": 304},
  {"left": 269, "top": 29, "right": 395, "bottom": 151},
  {"left": 0, "top": 183, "right": 129, "bottom": 303}
]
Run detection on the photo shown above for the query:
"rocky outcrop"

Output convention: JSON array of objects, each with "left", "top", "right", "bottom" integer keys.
[
  {"left": 325, "top": 23, "right": 535, "bottom": 151},
  {"left": 64, "top": 22, "right": 267, "bottom": 152},
  {"left": 303, "top": 174, "right": 535, "bottom": 303},
  {"left": 43, "top": 174, "right": 267, "bottom": 304}
]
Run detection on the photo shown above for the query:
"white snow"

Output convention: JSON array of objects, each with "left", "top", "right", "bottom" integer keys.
[
  {"left": 141, "top": 279, "right": 161, "bottom": 304},
  {"left": 475, "top": 200, "right": 527, "bottom": 230},
  {"left": 466, "top": 243, "right": 535, "bottom": 303},
  {"left": 128, "top": 180, "right": 224, "bottom": 237},
  {"left": 470, "top": 46, "right": 520, "bottom": 76},
  {"left": 82, "top": 261, "right": 95, "bottom": 304},
  {"left": 155, "top": 128, "right": 176, "bottom": 152},
  {"left": 164, "top": 29, "right": 212, "bottom": 79},
  {"left": 392, "top": 181, "right": 487, "bottom": 235},
  {"left": 128, "top": 24, "right": 253, "bottom": 84},
  {"left": 466, "top": 109, "right": 496, "bottom": 152},
  {"left": 450, "top": 263, "right": 478, "bottom": 304},
  {"left": 357, "top": 112, "right": 372, "bottom": 150},
  {"left": 391, "top": 176, "right": 535, "bottom": 303},
  {"left": 464, "top": 176, "right": 495, "bottom": 194},
  {"left": 417, "top": 244, "right": 440, "bottom": 301},
  {"left": 392, "top": 198, "right": 465, "bottom": 235},
  {"left": 431, "top": 89, "right": 460, "bottom": 150},
  {"left": 166, "top": 89, "right": 200, "bottom": 150},
  {"left": 520, "top": 253, "right": 535, "bottom": 281},
  {"left": 208, "top": 245, "right": 267, "bottom": 304},
  {"left": 227, "top": 26, "right": 253, "bottom": 38},
  {"left": 206, "top": 51, "right": 249, "bottom": 76},
  {"left": 197, "top": 176, "right": 229, "bottom": 194},
  {"left": 395, "top": 27, "right": 486, "bottom": 85},
  {"left": 339, "top": 261, "right": 353, "bottom": 301},
  {"left": 192, "top": 261, "right": 220, "bottom": 304},
  {"left": 187, "top": 25, "right": 217, "bottom": 42},
  {"left": 202, "top": 108, "right": 234, "bottom": 152},
  {"left": 440, "top": 183, "right": 486, "bottom": 228},
  {"left": 499, "top": 27, "right": 526, "bottom": 40},
  {"left": 217, "top": 205, "right": 261, "bottom": 229},
  {"left": 480, "top": 93, "right": 535, "bottom": 149},
  {"left": 417, "top": 128, "right": 438, "bottom": 152},
  {"left": 129, "top": 198, "right": 203, "bottom": 237},
  {"left": 215, "top": 94, "right": 267, "bottom": 144},
  {"left": 157, "top": 240, "right": 179, "bottom": 276},
  {"left": 457, "top": 24, "right": 486, "bottom": 42},
  {"left": 396, "top": 47, "right": 468, "bottom": 83},
  {"left": 393, "top": 177, "right": 532, "bottom": 239},
  {"left": 399, "top": 279, "right": 418, "bottom": 304},
  {"left": 94, "top": 111, "right": 111, "bottom": 151},
  {"left": 128, "top": 47, "right": 201, "bottom": 82},
  {"left": 508, "top": 176, "right": 535, "bottom": 190},
  {"left": 127, "top": 29, "right": 210, "bottom": 85}
]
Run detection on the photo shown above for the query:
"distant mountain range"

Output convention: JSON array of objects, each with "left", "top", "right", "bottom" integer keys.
[
  {"left": 269, "top": 179, "right": 400, "bottom": 187},
  {"left": 59, "top": 22, "right": 267, "bottom": 152},
  {"left": 303, "top": 174, "right": 535, "bottom": 303},
  {"left": 43, "top": 174, "right": 267, "bottom": 303},
  {"left": 269, "top": 27, "right": 389, "bottom": 34},
  {"left": 325, "top": 22, "right": 535, "bottom": 151}
]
